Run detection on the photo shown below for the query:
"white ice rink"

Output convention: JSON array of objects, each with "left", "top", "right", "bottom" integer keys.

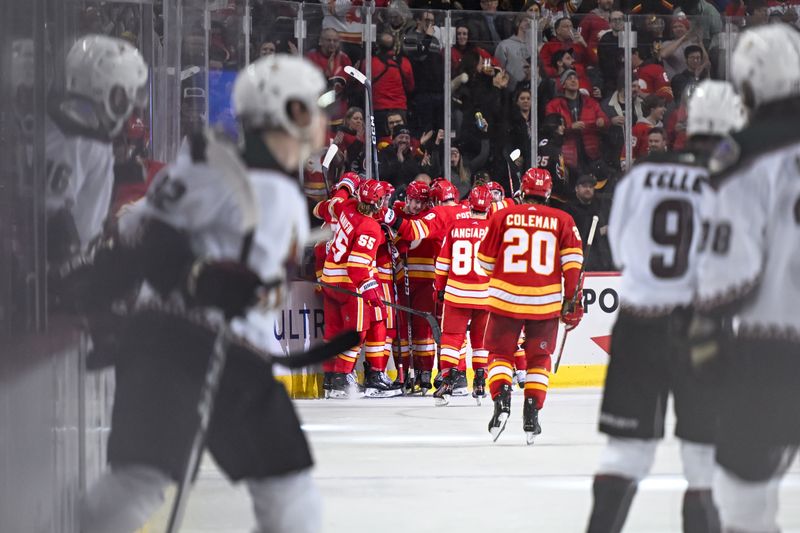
[{"left": 175, "top": 388, "right": 800, "bottom": 533}]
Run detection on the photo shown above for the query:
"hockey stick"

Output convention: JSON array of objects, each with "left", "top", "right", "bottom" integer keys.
[
  {"left": 381, "top": 227, "right": 407, "bottom": 390},
  {"left": 402, "top": 253, "right": 417, "bottom": 387},
  {"left": 553, "top": 215, "right": 598, "bottom": 374},
  {"left": 321, "top": 143, "right": 339, "bottom": 198},
  {"left": 311, "top": 278, "right": 441, "bottom": 345},
  {"left": 506, "top": 148, "right": 522, "bottom": 196},
  {"left": 344, "top": 65, "right": 379, "bottom": 179}
]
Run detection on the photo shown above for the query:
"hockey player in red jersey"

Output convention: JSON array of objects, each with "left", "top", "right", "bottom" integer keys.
[
  {"left": 320, "top": 179, "right": 402, "bottom": 398},
  {"left": 487, "top": 180, "right": 515, "bottom": 214},
  {"left": 432, "top": 185, "right": 493, "bottom": 406},
  {"left": 478, "top": 168, "right": 584, "bottom": 444}
]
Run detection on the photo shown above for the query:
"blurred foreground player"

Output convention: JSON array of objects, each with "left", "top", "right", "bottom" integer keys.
[
  {"left": 695, "top": 24, "right": 800, "bottom": 533},
  {"left": 78, "top": 55, "right": 333, "bottom": 533},
  {"left": 432, "top": 185, "right": 493, "bottom": 406},
  {"left": 477, "top": 168, "right": 584, "bottom": 444},
  {"left": 585, "top": 79, "right": 746, "bottom": 533}
]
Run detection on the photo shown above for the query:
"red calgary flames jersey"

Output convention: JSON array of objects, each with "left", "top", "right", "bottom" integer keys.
[
  {"left": 404, "top": 203, "right": 471, "bottom": 282},
  {"left": 489, "top": 198, "right": 515, "bottom": 214},
  {"left": 434, "top": 217, "right": 491, "bottom": 309},
  {"left": 321, "top": 200, "right": 383, "bottom": 291},
  {"left": 477, "top": 203, "right": 583, "bottom": 320}
]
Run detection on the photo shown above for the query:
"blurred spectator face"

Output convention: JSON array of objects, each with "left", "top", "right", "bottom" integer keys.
[
  {"left": 686, "top": 50, "right": 703, "bottom": 71},
  {"left": 557, "top": 51, "right": 575, "bottom": 71},
  {"left": 671, "top": 20, "right": 689, "bottom": 39},
  {"left": 646, "top": 16, "right": 665, "bottom": 37},
  {"left": 480, "top": 0, "right": 499, "bottom": 12},
  {"left": 564, "top": 73, "right": 580, "bottom": 92},
  {"left": 387, "top": 113, "right": 405, "bottom": 133},
  {"left": 575, "top": 182, "right": 595, "bottom": 203},
  {"left": 598, "top": 0, "right": 613, "bottom": 11},
  {"left": 751, "top": 6, "right": 769, "bottom": 25},
  {"left": 609, "top": 12, "right": 624, "bottom": 32},
  {"left": 652, "top": 102, "right": 666, "bottom": 121},
  {"left": 526, "top": 3, "right": 541, "bottom": 16},
  {"left": 456, "top": 27, "right": 469, "bottom": 47},
  {"left": 347, "top": 111, "right": 364, "bottom": 132},
  {"left": 378, "top": 33, "right": 395, "bottom": 54},
  {"left": 555, "top": 18, "right": 574, "bottom": 42},
  {"left": 394, "top": 132, "right": 411, "bottom": 149},
  {"left": 319, "top": 29, "right": 340, "bottom": 57},
  {"left": 260, "top": 41, "right": 276, "bottom": 57},
  {"left": 450, "top": 147, "right": 461, "bottom": 166},
  {"left": 516, "top": 90, "right": 532, "bottom": 113},
  {"left": 415, "top": 173, "right": 433, "bottom": 185},
  {"left": 417, "top": 12, "right": 435, "bottom": 32},
  {"left": 648, "top": 131, "right": 667, "bottom": 152},
  {"left": 517, "top": 16, "right": 532, "bottom": 35}
]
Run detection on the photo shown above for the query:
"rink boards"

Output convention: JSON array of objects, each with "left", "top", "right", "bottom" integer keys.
[{"left": 268, "top": 273, "right": 620, "bottom": 397}]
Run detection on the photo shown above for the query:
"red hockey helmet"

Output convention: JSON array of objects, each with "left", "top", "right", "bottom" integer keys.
[
  {"left": 486, "top": 181, "right": 504, "bottom": 200},
  {"left": 358, "top": 179, "right": 386, "bottom": 207},
  {"left": 469, "top": 185, "right": 493, "bottom": 213},
  {"left": 405, "top": 180, "right": 430, "bottom": 203},
  {"left": 337, "top": 171, "right": 362, "bottom": 196},
  {"left": 379, "top": 180, "right": 395, "bottom": 198},
  {"left": 520, "top": 168, "right": 552, "bottom": 200},
  {"left": 430, "top": 179, "right": 458, "bottom": 204}
]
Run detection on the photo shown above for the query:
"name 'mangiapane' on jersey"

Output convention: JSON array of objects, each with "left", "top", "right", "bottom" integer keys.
[
  {"left": 608, "top": 157, "right": 713, "bottom": 314},
  {"left": 696, "top": 141, "right": 800, "bottom": 341},
  {"left": 477, "top": 204, "right": 583, "bottom": 320},
  {"left": 434, "top": 217, "right": 490, "bottom": 309}
]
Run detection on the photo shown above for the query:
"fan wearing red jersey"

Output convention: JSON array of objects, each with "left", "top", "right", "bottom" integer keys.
[
  {"left": 477, "top": 168, "right": 584, "bottom": 444},
  {"left": 432, "top": 185, "right": 492, "bottom": 406},
  {"left": 320, "top": 179, "right": 401, "bottom": 399}
]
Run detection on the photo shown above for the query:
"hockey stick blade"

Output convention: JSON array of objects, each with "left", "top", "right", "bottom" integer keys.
[
  {"left": 276, "top": 330, "right": 359, "bottom": 369},
  {"left": 322, "top": 144, "right": 339, "bottom": 171},
  {"left": 343, "top": 65, "right": 367, "bottom": 85},
  {"left": 554, "top": 216, "right": 599, "bottom": 374}
]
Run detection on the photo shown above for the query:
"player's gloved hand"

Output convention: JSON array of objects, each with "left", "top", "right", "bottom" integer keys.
[
  {"left": 359, "top": 279, "right": 386, "bottom": 320},
  {"left": 437, "top": 289, "right": 445, "bottom": 302},
  {"left": 561, "top": 292, "right": 584, "bottom": 331},
  {"left": 381, "top": 206, "right": 402, "bottom": 230},
  {"left": 188, "top": 260, "right": 264, "bottom": 319},
  {"left": 688, "top": 314, "right": 729, "bottom": 374}
]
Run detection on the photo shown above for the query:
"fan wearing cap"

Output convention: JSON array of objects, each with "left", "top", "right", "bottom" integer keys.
[
  {"left": 380, "top": 125, "right": 440, "bottom": 189},
  {"left": 545, "top": 69, "right": 609, "bottom": 175},
  {"left": 432, "top": 185, "right": 494, "bottom": 406},
  {"left": 564, "top": 174, "right": 614, "bottom": 271},
  {"left": 478, "top": 167, "right": 584, "bottom": 444},
  {"left": 550, "top": 49, "right": 593, "bottom": 96},
  {"left": 539, "top": 16, "right": 588, "bottom": 79}
]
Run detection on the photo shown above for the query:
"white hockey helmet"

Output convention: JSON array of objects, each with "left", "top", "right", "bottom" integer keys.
[
  {"left": 731, "top": 23, "right": 800, "bottom": 109},
  {"left": 64, "top": 34, "right": 149, "bottom": 136},
  {"left": 687, "top": 80, "right": 747, "bottom": 137},
  {"left": 232, "top": 54, "right": 327, "bottom": 140}
]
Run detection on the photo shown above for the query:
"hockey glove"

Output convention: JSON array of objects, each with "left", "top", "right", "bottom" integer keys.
[
  {"left": 561, "top": 293, "right": 584, "bottom": 331},
  {"left": 359, "top": 279, "right": 386, "bottom": 321},
  {"left": 188, "top": 260, "right": 264, "bottom": 319},
  {"left": 381, "top": 206, "right": 402, "bottom": 230},
  {"left": 688, "top": 314, "right": 730, "bottom": 376}
]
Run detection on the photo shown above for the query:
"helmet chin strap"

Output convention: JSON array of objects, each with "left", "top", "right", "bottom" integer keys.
[{"left": 59, "top": 96, "right": 121, "bottom": 138}]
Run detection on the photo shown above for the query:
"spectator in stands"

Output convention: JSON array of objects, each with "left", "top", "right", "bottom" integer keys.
[
  {"left": 404, "top": 10, "right": 445, "bottom": 136},
  {"left": 675, "top": 0, "right": 722, "bottom": 49},
  {"left": 632, "top": 94, "right": 665, "bottom": 160},
  {"left": 451, "top": 49, "right": 508, "bottom": 139},
  {"left": 380, "top": 126, "right": 439, "bottom": 188},
  {"left": 639, "top": 15, "right": 667, "bottom": 52},
  {"left": 451, "top": 137, "right": 490, "bottom": 199},
  {"left": 538, "top": 113, "right": 570, "bottom": 208},
  {"left": 551, "top": 49, "right": 594, "bottom": 95},
  {"left": 514, "top": 59, "right": 558, "bottom": 126},
  {"left": 632, "top": 44, "right": 673, "bottom": 103},
  {"left": 746, "top": 0, "right": 770, "bottom": 26},
  {"left": 539, "top": 0, "right": 583, "bottom": 33},
  {"left": 647, "top": 126, "right": 668, "bottom": 154},
  {"left": 494, "top": 13, "right": 533, "bottom": 91},
  {"left": 507, "top": 88, "right": 533, "bottom": 166},
  {"left": 322, "top": 0, "right": 389, "bottom": 62},
  {"left": 540, "top": 17, "right": 588, "bottom": 79},
  {"left": 578, "top": 0, "right": 612, "bottom": 66},
  {"left": 597, "top": 10, "right": 624, "bottom": 96},
  {"left": 565, "top": 174, "right": 613, "bottom": 271},
  {"left": 600, "top": 72, "right": 643, "bottom": 172},
  {"left": 660, "top": 17, "right": 705, "bottom": 79},
  {"left": 466, "top": 0, "right": 512, "bottom": 55},
  {"left": 380, "top": 0, "right": 415, "bottom": 56},
  {"left": 335, "top": 106, "right": 366, "bottom": 173},
  {"left": 670, "top": 44, "right": 709, "bottom": 104},
  {"left": 259, "top": 40, "right": 277, "bottom": 58},
  {"left": 545, "top": 69, "right": 609, "bottom": 175},
  {"left": 306, "top": 29, "right": 352, "bottom": 79},
  {"left": 628, "top": 0, "right": 674, "bottom": 16},
  {"left": 451, "top": 25, "right": 498, "bottom": 73},
  {"left": 372, "top": 32, "right": 415, "bottom": 138}
]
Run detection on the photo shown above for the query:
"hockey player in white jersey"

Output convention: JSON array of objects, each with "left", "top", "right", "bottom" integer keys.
[
  {"left": 586, "top": 80, "right": 746, "bottom": 533},
  {"left": 46, "top": 34, "right": 148, "bottom": 269},
  {"left": 693, "top": 24, "right": 800, "bottom": 533},
  {"left": 76, "top": 55, "right": 343, "bottom": 533}
]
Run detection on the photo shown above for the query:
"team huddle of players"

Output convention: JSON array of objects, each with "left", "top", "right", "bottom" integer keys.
[{"left": 312, "top": 168, "right": 584, "bottom": 445}]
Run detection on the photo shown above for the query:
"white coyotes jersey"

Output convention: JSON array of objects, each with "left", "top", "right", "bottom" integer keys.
[
  {"left": 45, "top": 116, "right": 114, "bottom": 251},
  {"left": 608, "top": 158, "right": 714, "bottom": 313},
  {"left": 696, "top": 144, "right": 800, "bottom": 341}
]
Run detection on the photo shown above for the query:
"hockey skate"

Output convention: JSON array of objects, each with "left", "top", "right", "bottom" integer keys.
[
  {"left": 432, "top": 369, "right": 454, "bottom": 407},
  {"left": 363, "top": 364, "right": 403, "bottom": 398},
  {"left": 433, "top": 371, "right": 444, "bottom": 390},
  {"left": 452, "top": 370, "right": 469, "bottom": 396},
  {"left": 323, "top": 372, "right": 333, "bottom": 399},
  {"left": 416, "top": 370, "right": 433, "bottom": 396},
  {"left": 472, "top": 368, "right": 487, "bottom": 405},
  {"left": 328, "top": 372, "right": 350, "bottom": 399},
  {"left": 523, "top": 397, "right": 542, "bottom": 445},
  {"left": 488, "top": 384, "right": 512, "bottom": 442},
  {"left": 514, "top": 370, "right": 526, "bottom": 390}
]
